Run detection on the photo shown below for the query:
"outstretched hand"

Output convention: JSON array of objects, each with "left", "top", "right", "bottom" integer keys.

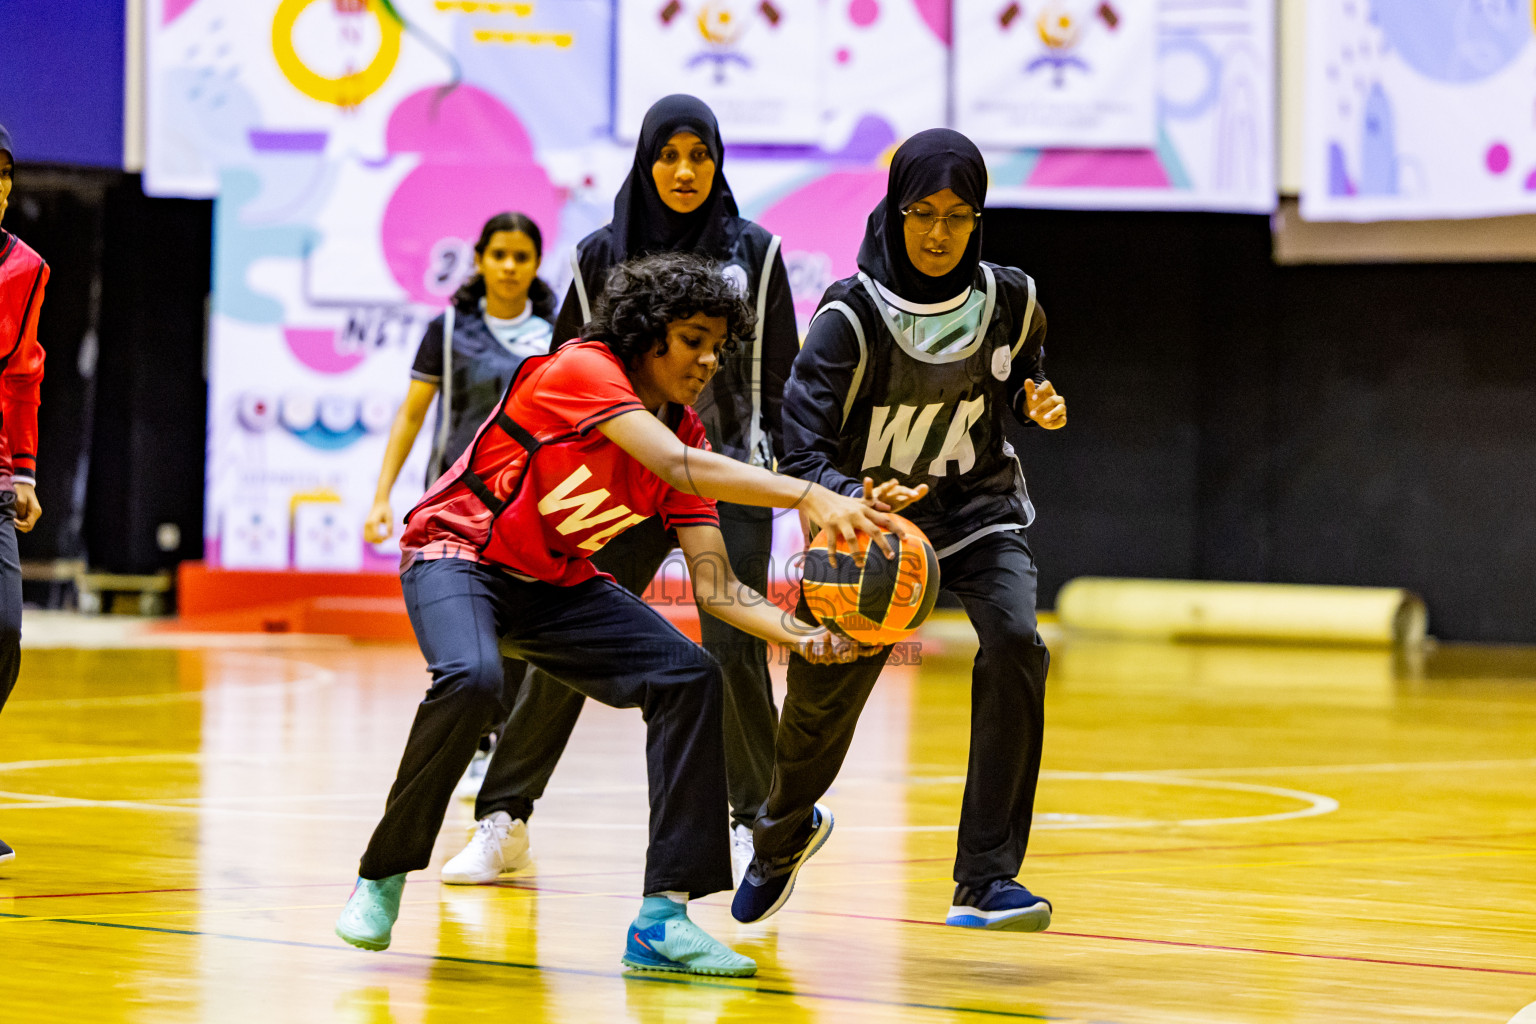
[
  {"left": 861, "top": 476, "right": 928, "bottom": 514},
  {"left": 796, "top": 628, "right": 882, "bottom": 665},
  {"left": 804, "top": 484, "right": 893, "bottom": 561},
  {"left": 1024, "top": 380, "right": 1067, "bottom": 430}
]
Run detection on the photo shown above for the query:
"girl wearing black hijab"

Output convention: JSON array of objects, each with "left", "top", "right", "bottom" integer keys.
[
  {"left": 439, "top": 94, "right": 799, "bottom": 889},
  {"left": 732, "top": 129, "right": 1069, "bottom": 932}
]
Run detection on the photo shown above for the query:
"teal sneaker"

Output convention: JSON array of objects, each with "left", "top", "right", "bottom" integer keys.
[
  {"left": 335, "top": 874, "right": 406, "bottom": 951},
  {"left": 621, "top": 900, "right": 756, "bottom": 977}
]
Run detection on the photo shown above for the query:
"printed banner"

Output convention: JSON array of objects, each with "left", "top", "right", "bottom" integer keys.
[
  {"left": 144, "top": 0, "right": 613, "bottom": 198},
  {"left": 615, "top": 0, "right": 823, "bottom": 144},
  {"left": 985, "top": 0, "right": 1276, "bottom": 212},
  {"left": 151, "top": 0, "right": 1278, "bottom": 571},
  {"left": 1302, "top": 0, "right": 1536, "bottom": 221},
  {"left": 954, "top": 0, "right": 1157, "bottom": 149}
]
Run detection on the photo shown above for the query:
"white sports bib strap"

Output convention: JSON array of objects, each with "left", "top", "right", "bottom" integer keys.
[
  {"left": 1011, "top": 274, "right": 1038, "bottom": 359},
  {"left": 748, "top": 235, "right": 782, "bottom": 466},
  {"left": 433, "top": 304, "right": 455, "bottom": 477},
  {"left": 812, "top": 301, "right": 867, "bottom": 430},
  {"left": 571, "top": 250, "right": 592, "bottom": 322}
]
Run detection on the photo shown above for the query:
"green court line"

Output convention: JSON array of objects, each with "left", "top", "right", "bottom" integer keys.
[{"left": 0, "top": 912, "right": 1110, "bottom": 1022}]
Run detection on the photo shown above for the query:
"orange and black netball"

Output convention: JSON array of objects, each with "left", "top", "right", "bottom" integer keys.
[{"left": 802, "top": 514, "right": 939, "bottom": 645}]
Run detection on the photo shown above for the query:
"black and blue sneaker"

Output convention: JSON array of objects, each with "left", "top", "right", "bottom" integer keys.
[
  {"left": 0, "top": 837, "right": 13, "bottom": 864},
  {"left": 945, "top": 879, "right": 1052, "bottom": 932},
  {"left": 730, "top": 803, "right": 834, "bottom": 924}
]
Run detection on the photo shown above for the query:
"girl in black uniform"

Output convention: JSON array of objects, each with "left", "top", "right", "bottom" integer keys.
[
  {"left": 732, "top": 129, "right": 1069, "bottom": 932},
  {"left": 441, "top": 94, "right": 799, "bottom": 887},
  {"left": 365, "top": 212, "right": 555, "bottom": 814}
]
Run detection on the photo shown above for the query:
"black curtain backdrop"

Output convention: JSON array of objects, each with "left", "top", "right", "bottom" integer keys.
[
  {"left": 83, "top": 178, "right": 212, "bottom": 575},
  {"left": 984, "top": 208, "right": 1536, "bottom": 643},
  {"left": 6, "top": 173, "right": 106, "bottom": 565},
  {"left": 14, "top": 184, "right": 1536, "bottom": 641}
]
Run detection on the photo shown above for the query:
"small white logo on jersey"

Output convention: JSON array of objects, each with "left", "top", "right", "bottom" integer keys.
[
  {"left": 991, "top": 346, "right": 1011, "bottom": 381},
  {"left": 721, "top": 264, "right": 749, "bottom": 296}
]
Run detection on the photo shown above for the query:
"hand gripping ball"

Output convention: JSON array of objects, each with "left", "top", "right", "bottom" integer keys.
[{"left": 801, "top": 514, "right": 939, "bottom": 645}]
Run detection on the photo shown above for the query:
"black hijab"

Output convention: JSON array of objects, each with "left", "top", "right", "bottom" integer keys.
[
  {"left": 0, "top": 123, "right": 13, "bottom": 163},
  {"left": 611, "top": 95, "right": 739, "bottom": 260},
  {"left": 856, "top": 128, "right": 987, "bottom": 310}
]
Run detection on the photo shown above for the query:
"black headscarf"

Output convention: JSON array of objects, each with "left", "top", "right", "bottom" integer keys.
[
  {"left": 611, "top": 94, "right": 739, "bottom": 260},
  {"left": 0, "top": 123, "right": 13, "bottom": 163},
  {"left": 856, "top": 128, "right": 987, "bottom": 310}
]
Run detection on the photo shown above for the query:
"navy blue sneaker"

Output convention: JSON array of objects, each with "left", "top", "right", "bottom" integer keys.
[
  {"left": 0, "top": 837, "right": 12, "bottom": 865},
  {"left": 945, "top": 879, "right": 1052, "bottom": 932},
  {"left": 730, "top": 803, "right": 834, "bottom": 923}
]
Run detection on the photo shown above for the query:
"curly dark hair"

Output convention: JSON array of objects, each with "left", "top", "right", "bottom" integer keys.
[{"left": 581, "top": 251, "right": 756, "bottom": 367}]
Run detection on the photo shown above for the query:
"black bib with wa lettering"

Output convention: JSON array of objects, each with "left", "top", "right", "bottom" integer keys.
[{"left": 812, "top": 262, "right": 1041, "bottom": 556}]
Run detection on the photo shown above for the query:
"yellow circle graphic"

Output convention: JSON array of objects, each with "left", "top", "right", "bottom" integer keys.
[{"left": 272, "top": 0, "right": 402, "bottom": 107}]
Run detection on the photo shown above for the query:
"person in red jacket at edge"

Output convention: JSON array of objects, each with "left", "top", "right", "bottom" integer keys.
[{"left": 0, "top": 123, "right": 49, "bottom": 869}]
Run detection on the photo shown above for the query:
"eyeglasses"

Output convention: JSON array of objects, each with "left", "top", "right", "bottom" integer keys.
[{"left": 902, "top": 207, "right": 980, "bottom": 234}]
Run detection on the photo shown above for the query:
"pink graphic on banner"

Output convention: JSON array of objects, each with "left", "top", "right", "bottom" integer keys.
[
  {"left": 1487, "top": 143, "right": 1512, "bottom": 175},
  {"left": 757, "top": 169, "right": 889, "bottom": 323},
  {"left": 849, "top": 0, "right": 880, "bottom": 27},
  {"left": 912, "top": 0, "right": 950, "bottom": 43},
  {"left": 285, "top": 328, "right": 366, "bottom": 375},
  {"left": 163, "top": 0, "right": 199, "bottom": 26},
  {"left": 382, "top": 86, "right": 563, "bottom": 306},
  {"left": 1027, "top": 149, "right": 1171, "bottom": 188}
]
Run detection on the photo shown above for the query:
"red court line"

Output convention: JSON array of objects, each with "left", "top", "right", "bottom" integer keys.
[
  {"left": 795, "top": 908, "right": 1536, "bottom": 978},
  {"left": 484, "top": 882, "right": 1536, "bottom": 980},
  {"left": 13, "top": 876, "right": 1531, "bottom": 980},
  {"left": 844, "top": 828, "right": 1536, "bottom": 868}
]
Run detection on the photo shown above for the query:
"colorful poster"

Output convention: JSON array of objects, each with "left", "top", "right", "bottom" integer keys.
[
  {"left": 615, "top": 0, "right": 823, "bottom": 143},
  {"left": 954, "top": 0, "right": 1157, "bottom": 149},
  {"left": 1302, "top": 0, "right": 1536, "bottom": 221},
  {"left": 820, "top": 0, "right": 949, "bottom": 154},
  {"left": 208, "top": 154, "right": 433, "bottom": 573},
  {"left": 155, "top": 0, "right": 1279, "bottom": 571},
  {"left": 985, "top": 0, "right": 1275, "bottom": 212},
  {"left": 144, "top": 0, "right": 612, "bottom": 198}
]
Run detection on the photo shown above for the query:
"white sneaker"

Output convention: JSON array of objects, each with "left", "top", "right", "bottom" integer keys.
[
  {"left": 441, "top": 811, "right": 531, "bottom": 884},
  {"left": 730, "top": 824, "right": 755, "bottom": 888},
  {"left": 453, "top": 748, "right": 491, "bottom": 800}
]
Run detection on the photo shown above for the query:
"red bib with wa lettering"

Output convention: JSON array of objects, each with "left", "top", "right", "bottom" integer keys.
[{"left": 400, "top": 342, "right": 718, "bottom": 585}]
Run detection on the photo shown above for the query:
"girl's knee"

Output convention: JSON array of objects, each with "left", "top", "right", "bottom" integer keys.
[{"left": 428, "top": 656, "right": 506, "bottom": 709}]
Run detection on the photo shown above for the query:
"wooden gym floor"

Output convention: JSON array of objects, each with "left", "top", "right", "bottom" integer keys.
[{"left": 1, "top": 615, "right": 1534, "bottom": 1023}]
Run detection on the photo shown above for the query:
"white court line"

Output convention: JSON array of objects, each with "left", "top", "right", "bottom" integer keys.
[
  {"left": 832, "top": 776, "right": 1339, "bottom": 832},
  {"left": 0, "top": 790, "right": 383, "bottom": 823},
  {"left": 23, "top": 750, "right": 1525, "bottom": 830},
  {"left": 0, "top": 773, "right": 1339, "bottom": 832},
  {"left": 1127, "top": 757, "right": 1536, "bottom": 778},
  {"left": 3, "top": 655, "right": 338, "bottom": 710}
]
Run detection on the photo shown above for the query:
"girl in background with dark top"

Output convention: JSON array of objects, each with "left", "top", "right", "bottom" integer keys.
[
  {"left": 440, "top": 94, "right": 799, "bottom": 888},
  {"left": 364, "top": 211, "right": 554, "bottom": 806}
]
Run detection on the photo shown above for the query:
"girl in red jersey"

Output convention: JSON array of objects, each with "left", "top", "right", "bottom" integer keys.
[
  {"left": 336, "top": 252, "right": 904, "bottom": 977},
  {"left": 0, "top": 123, "right": 48, "bottom": 868}
]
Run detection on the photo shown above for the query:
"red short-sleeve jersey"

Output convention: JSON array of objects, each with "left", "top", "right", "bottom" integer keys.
[{"left": 400, "top": 342, "right": 718, "bottom": 585}]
